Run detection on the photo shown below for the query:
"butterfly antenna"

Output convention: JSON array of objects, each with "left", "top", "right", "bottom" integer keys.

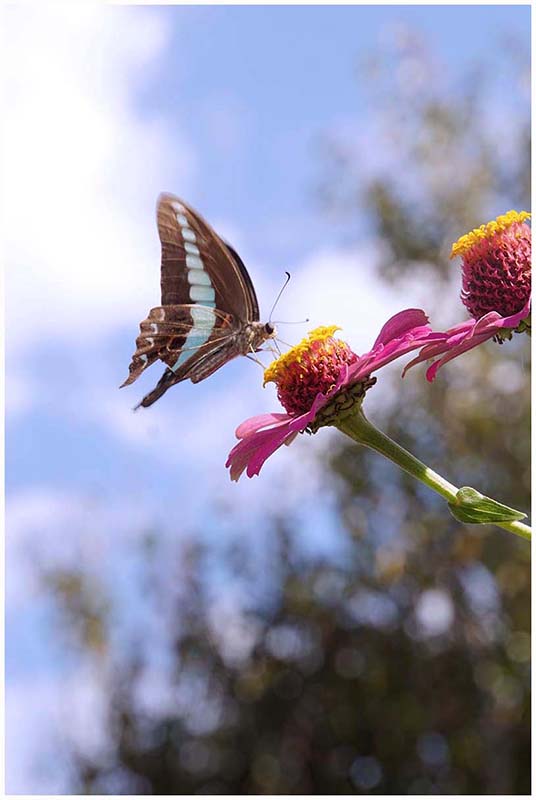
[
  {"left": 268, "top": 271, "right": 291, "bottom": 324},
  {"left": 271, "top": 317, "right": 310, "bottom": 325}
]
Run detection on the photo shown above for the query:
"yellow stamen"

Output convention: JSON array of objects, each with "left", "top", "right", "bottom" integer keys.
[
  {"left": 263, "top": 325, "right": 341, "bottom": 385},
  {"left": 450, "top": 210, "right": 531, "bottom": 259}
]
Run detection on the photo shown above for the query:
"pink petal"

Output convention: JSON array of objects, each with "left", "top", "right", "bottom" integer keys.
[
  {"left": 245, "top": 419, "right": 305, "bottom": 478},
  {"left": 472, "top": 297, "right": 531, "bottom": 335},
  {"left": 226, "top": 406, "right": 321, "bottom": 481},
  {"left": 404, "top": 299, "right": 531, "bottom": 380},
  {"left": 226, "top": 427, "right": 289, "bottom": 481},
  {"left": 402, "top": 333, "right": 468, "bottom": 375},
  {"left": 348, "top": 324, "right": 440, "bottom": 383},
  {"left": 373, "top": 309, "right": 429, "bottom": 348},
  {"left": 235, "top": 412, "right": 291, "bottom": 440},
  {"left": 226, "top": 415, "right": 297, "bottom": 481},
  {"left": 499, "top": 296, "right": 531, "bottom": 328},
  {"left": 403, "top": 346, "right": 445, "bottom": 376},
  {"left": 424, "top": 332, "right": 492, "bottom": 381}
]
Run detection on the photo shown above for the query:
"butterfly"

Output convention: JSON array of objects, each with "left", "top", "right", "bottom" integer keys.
[{"left": 121, "top": 193, "right": 277, "bottom": 408}]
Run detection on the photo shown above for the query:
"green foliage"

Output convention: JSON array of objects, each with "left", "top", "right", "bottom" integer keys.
[{"left": 448, "top": 487, "right": 527, "bottom": 525}]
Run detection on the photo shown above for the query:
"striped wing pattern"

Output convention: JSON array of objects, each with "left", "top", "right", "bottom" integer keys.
[
  {"left": 121, "top": 194, "right": 261, "bottom": 407},
  {"left": 157, "top": 193, "right": 260, "bottom": 321}
]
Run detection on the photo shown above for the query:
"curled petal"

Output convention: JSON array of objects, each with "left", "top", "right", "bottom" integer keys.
[
  {"left": 349, "top": 318, "right": 441, "bottom": 383},
  {"left": 474, "top": 297, "right": 531, "bottom": 332},
  {"left": 405, "top": 297, "right": 531, "bottom": 382},
  {"left": 226, "top": 410, "right": 314, "bottom": 481},
  {"left": 373, "top": 308, "right": 430, "bottom": 348},
  {"left": 245, "top": 416, "right": 308, "bottom": 478},
  {"left": 424, "top": 333, "right": 492, "bottom": 381},
  {"left": 227, "top": 423, "right": 294, "bottom": 481},
  {"left": 235, "top": 412, "right": 291, "bottom": 439}
]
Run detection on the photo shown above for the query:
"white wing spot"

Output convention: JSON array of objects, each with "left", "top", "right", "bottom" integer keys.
[
  {"left": 185, "top": 254, "right": 204, "bottom": 271},
  {"left": 184, "top": 242, "right": 201, "bottom": 256},
  {"left": 187, "top": 268, "right": 211, "bottom": 287},
  {"left": 170, "top": 201, "right": 185, "bottom": 213},
  {"left": 190, "top": 285, "right": 216, "bottom": 303},
  {"left": 182, "top": 227, "right": 197, "bottom": 243},
  {"left": 176, "top": 213, "right": 189, "bottom": 226}
]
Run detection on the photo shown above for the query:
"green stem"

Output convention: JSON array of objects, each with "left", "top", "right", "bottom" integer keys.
[{"left": 336, "top": 410, "right": 531, "bottom": 542}]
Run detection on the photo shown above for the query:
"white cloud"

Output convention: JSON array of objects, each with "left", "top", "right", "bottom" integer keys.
[
  {"left": 7, "top": 670, "right": 111, "bottom": 794},
  {"left": 287, "top": 243, "right": 458, "bottom": 352},
  {"left": 4, "top": 5, "right": 195, "bottom": 354}
]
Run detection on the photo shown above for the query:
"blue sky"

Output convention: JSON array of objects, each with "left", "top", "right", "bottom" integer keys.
[
  {"left": 131, "top": 4, "right": 530, "bottom": 262},
  {"left": 5, "top": 4, "right": 530, "bottom": 792}
]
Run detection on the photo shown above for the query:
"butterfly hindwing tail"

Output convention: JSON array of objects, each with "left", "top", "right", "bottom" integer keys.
[{"left": 135, "top": 368, "right": 180, "bottom": 409}]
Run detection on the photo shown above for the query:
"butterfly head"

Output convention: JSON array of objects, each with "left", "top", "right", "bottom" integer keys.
[{"left": 245, "top": 321, "right": 277, "bottom": 354}]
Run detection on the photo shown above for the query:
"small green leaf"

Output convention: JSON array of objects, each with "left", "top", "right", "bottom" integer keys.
[{"left": 448, "top": 486, "right": 527, "bottom": 525}]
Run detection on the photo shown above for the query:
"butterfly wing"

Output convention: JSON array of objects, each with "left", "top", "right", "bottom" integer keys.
[
  {"left": 121, "top": 304, "right": 236, "bottom": 385},
  {"left": 121, "top": 194, "right": 262, "bottom": 404},
  {"left": 157, "top": 193, "right": 260, "bottom": 321},
  {"left": 133, "top": 333, "right": 243, "bottom": 409}
]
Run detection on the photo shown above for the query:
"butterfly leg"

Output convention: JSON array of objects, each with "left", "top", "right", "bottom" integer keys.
[{"left": 246, "top": 353, "right": 266, "bottom": 370}]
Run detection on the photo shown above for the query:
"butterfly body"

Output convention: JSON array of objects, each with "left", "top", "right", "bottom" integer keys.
[{"left": 122, "top": 194, "right": 276, "bottom": 407}]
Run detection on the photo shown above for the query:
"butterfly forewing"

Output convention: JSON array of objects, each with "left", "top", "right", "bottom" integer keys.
[{"left": 157, "top": 193, "right": 260, "bottom": 321}]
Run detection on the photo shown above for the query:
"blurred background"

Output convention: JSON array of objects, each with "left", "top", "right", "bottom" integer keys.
[{"left": 5, "top": 5, "right": 530, "bottom": 794}]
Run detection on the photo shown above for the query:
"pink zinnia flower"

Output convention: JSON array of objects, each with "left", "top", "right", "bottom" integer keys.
[
  {"left": 226, "top": 309, "right": 439, "bottom": 480},
  {"left": 406, "top": 211, "right": 531, "bottom": 381}
]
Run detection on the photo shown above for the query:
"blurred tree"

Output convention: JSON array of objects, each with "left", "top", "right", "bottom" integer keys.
[
  {"left": 47, "top": 26, "right": 530, "bottom": 794},
  {"left": 318, "top": 24, "right": 530, "bottom": 281}
]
